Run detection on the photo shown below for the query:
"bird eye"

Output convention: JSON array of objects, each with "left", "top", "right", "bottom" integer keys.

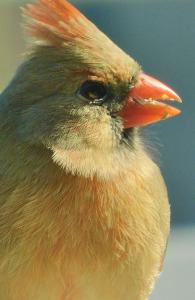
[{"left": 78, "top": 81, "right": 107, "bottom": 104}]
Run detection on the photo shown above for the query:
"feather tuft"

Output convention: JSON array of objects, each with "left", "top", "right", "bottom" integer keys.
[
  {"left": 22, "top": 0, "right": 95, "bottom": 46},
  {"left": 22, "top": 0, "right": 138, "bottom": 84}
]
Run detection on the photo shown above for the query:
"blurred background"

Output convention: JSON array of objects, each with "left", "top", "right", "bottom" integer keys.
[{"left": 0, "top": 0, "right": 194, "bottom": 299}]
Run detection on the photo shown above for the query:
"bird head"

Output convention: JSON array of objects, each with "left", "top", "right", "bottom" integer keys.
[{"left": 2, "top": 0, "right": 182, "bottom": 178}]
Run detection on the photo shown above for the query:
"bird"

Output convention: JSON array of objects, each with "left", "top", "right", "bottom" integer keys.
[{"left": 0, "top": 0, "right": 182, "bottom": 299}]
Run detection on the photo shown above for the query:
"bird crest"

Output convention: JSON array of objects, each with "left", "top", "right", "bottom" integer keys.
[
  {"left": 23, "top": 0, "right": 97, "bottom": 47},
  {"left": 23, "top": 0, "right": 137, "bottom": 83}
]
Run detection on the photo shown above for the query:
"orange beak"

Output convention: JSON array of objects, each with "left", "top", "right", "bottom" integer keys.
[{"left": 120, "top": 73, "right": 182, "bottom": 128}]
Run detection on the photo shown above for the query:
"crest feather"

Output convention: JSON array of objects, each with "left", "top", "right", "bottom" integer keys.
[
  {"left": 23, "top": 0, "right": 96, "bottom": 46},
  {"left": 22, "top": 0, "right": 137, "bottom": 81}
]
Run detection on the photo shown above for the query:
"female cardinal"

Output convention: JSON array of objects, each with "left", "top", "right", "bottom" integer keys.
[{"left": 0, "top": 0, "right": 181, "bottom": 299}]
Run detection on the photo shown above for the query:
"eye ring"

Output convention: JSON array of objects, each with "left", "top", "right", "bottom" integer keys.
[{"left": 77, "top": 80, "right": 108, "bottom": 105}]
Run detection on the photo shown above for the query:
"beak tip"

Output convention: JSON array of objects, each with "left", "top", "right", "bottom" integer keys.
[
  {"left": 177, "top": 97, "right": 183, "bottom": 103},
  {"left": 161, "top": 93, "right": 182, "bottom": 103}
]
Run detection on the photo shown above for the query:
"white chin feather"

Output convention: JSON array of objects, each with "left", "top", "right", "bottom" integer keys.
[{"left": 51, "top": 146, "right": 135, "bottom": 179}]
